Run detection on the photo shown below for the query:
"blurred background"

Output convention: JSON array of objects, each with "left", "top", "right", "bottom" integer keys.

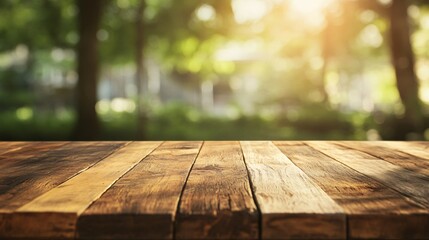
[{"left": 1, "top": 0, "right": 429, "bottom": 140}]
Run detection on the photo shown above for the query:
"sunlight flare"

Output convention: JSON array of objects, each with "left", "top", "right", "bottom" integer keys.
[
  {"left": 232, "top": 0, "right": 268, "bottom": 23},
  {"left": 285, "top": 0, "right": 335, "bottom": 27},
  {"left": 289, "top": 0, "right": 333, "bottom": 15}
]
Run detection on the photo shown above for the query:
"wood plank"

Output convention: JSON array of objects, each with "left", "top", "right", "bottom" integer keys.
[
  {"left": 0, "top": 142, "right": 31, "bottom": 155},
  {"left": 374, "top": 141, "right": 429, "bottom": 161},
  {"left": 240, "top": 141, "right": 345, "bottom": 239},
  {"left": 0, "top": 141, "right": 124, "bottom": 212},
  {"left": 76, "top": 141, "right": 201, "bottom": 240},
  {"left": 275, "top": 141, "right": 429, "bottom": 239},
  {"left": 0, "top": 141, "right": 67, "bottom": 169},
  {"left": 414, "top": 141, "right": 429, "bottom": 148},
  {"left": 336, "top": 141, "right": 429, "bottom": 177},
  {"left": 176, "top": 141, "right": 258, "bottom": 240},
  {"left": 1, "top": 141, "right": 161, "bottom": 239},
  {"left": 308, "top": 142, "right": 429, "bottom": 208}
]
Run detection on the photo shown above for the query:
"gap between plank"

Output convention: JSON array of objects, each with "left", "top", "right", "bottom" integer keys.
[
  {"left": 173, "top": 141, "right": 205, "bottom": 240},
  {"left": 271, "top": 141, "right": 347, "bottom": 239},
  {"left": 333, "top": 141, "right": 429, "bottom": 182},
  {"left": 62, "top": 141, "right": 132, "bottom": 190},
  {"left": 334, "top": 142, "right": 429, "bottom": 178},
  {"left": 239, "top": 141, "right": 262, "bottom": 240},
  {"left": 304, "top": 142, "right": 429, "bottom": 210},
  {"left": 74, "top": 141, "right": 164, "bottom": 212},
  {"left": 70, "top": 141, "right": 164, "bottom": 239}
]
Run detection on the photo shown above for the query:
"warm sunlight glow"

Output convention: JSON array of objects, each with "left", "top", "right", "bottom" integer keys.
[
  {"left": 196, "top": 4, "right": 216, "bottom": 22},
  {"left": 232, "top": 0, "right": 268, "bottom": 23},
  {"left": 286, "top": 0, "right": 334, "bottom": 27},
  {"left": 289, "top": 0, "right": 333, "bottom": 15}
]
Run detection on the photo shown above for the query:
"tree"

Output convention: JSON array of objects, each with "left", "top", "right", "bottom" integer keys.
[
  {"left": 73, "top": 0, "right": 104, "bottom": 140},
  {"left": 357, "top": 0, "right": 425, "bottom": 138},
  {"left": 135, "top": 0, "right": 147, "bottom": 139},
  {"left": 389, "top": 0, "right": 424, "bottom": 137}
]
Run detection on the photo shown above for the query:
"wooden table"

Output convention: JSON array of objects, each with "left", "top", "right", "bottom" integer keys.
[{"left": 0, "top": 141, "right": 428, "bottom": 239}]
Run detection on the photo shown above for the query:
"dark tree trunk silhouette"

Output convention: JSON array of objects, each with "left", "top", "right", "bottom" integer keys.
[
  {"left": 135, "top": 0, "right": 147, "bottom": 140},
  {"left": 389, "top": 0, "right": 424, "bottom": 137},
  {"left": 73, "top": 0, "right": 103, "bottom": 140}
]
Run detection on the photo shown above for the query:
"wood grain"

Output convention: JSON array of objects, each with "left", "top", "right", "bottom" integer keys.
[
  {"left": 374, "top": 141, "right": 429, "bottom": 162},
  {"left": 241, "top": 141, "right": 345, "bottom": 239},
  {"left": 308, "top": 142, "right": 429, "bottom": 208},
  {"left": 0, "top": 142, "right": 30, "bottom": 156},
  {"left": 76, "top": 141, "right": 202, "bottom": 240},
  {"left": 2, "top": 141, "right": 160, "bottom": 239},
  {"left": 336, "top": 141, "right": 429, "bottom": 177},
  {"left": 0, "top": 141, "right": 67, "bottom": 169},
  {"left": 275, "top": 141, "right": 429, "bottom": 239},
  {"left": 1, "top": 141, "right": 429, "bottom": 239},
  {"left": 0, "top": 142, "right": 124, "bottom": 212},
  {"left": 176, "top": 141, "right": 258, "bottom": 239}
]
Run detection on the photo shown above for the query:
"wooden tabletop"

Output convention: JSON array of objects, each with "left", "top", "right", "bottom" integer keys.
[{"left": 0, "top": 141, "right": 428, "bottom": 240}]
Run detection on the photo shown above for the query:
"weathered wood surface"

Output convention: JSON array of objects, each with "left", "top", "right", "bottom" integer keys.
[
  {"left": 362, "top": 141, "right": 429, "bottom": 163},
  {"left": 176, "top": 141, "right": 258, "bottom": 240},
  {"left": 335, "top": 141, "right": 429, "bottom": 176},
  {"left": 308, "top": 142, "right": 429, "bottom": 208},
  {"left": 0, "top": 142, "right": 33, "bottom": 156},
  {"left": 78, "top": 141, "right": 201, "bottom": 240},
  {"left": 0, "top": 141, "right": 428, "bottom": 239},
  {"left": 275, "top": 141, "right": 429, "bottom": 239},
  {"left": 0, "top": 142, "right": 124, "bottom": 212},
  {"left": 241, "top": 141, "right": 345, "bottom": 239},
  {"left": 1, "top": 141, "right": 158, "bottom": 239}
]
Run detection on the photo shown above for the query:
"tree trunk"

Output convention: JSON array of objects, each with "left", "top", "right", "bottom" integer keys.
[
  {"left": 389, "top": 0, "right": 424, "bottom": 138},
  {"left": 135, "top": 0, "right": 147, "bottom": 140},
  {"left": 73, "top": 0, "right": 103, "bottom": 140}
]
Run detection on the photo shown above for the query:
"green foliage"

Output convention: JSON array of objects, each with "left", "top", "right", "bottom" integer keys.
[
  {"left": 0, "top": 110, "right": 73, "bottom": 140},
  {"left": 0, "top": 0, "right": 75, "bottom": 51},
  {"left": 1, "top": 0, "right": 429, "bottom": 140},
  {"left": 0, "top": 91, "right": 34, "bottom": 110},
  {"left": 132, "top": 103, "right": 366, "bottom": 140},
  {"left": 0, "top": 103, "right": 369, "bottom": 140}
]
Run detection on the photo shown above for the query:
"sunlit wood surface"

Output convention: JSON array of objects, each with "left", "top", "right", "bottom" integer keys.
[{"left": 0, "top": 141, "right": 428, "bottom": 239}]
